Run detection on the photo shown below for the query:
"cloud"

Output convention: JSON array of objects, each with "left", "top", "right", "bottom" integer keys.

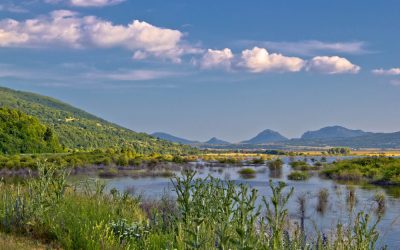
[
  {"left": 0, "top": 10, "right": 199, "bottom": 61},
  {"left": 240, "top": 47, "right": 305, "bottom": 73},
  {"left": 372, "top": 68, "right": 400, "bottom": 76},
  {"left": 0, "top": 10, "right": 82, "bottom": 48},
  {"left": 70, "top": 0, "right": 125, "bottom": 7},
  {"left": 238, "top": 40, "right": 368, "bottom": 56},
  {"left": 306, "top": 56, "right": 360, "bottom": 74},
  {"left": 200, "top": 48, "right": 234, "bottom": 70},
  {"left": 0, "top": 63, "right": 182, "bottom": 89}
]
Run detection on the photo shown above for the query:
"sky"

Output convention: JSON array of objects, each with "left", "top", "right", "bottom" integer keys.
[{"left": 0, "top": 0, "right": 399, "bottom": 142}]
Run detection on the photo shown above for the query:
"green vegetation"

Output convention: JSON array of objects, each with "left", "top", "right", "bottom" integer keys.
[
  {"left": 217, "top": 157, "right": 242, "bottom": 165},
  {"left": 326, "top": 147, "right": 351, "bottom": 155},
  {"left": 290, "top": 161, "right": 320, "bottom": 171},
  {"left": 321, "top": 157, "right": 400, "bottom": 185},
  {"left": 0, "top": 108, "right": 62, "bottom": 154},
  {"left": 238, "top": 168, "right": 257, "bottom": 178},
  {"left": 288, "top": 171, "right": 309, "bottom": 181},
  {"left": 0, "top": 167, "right": 383, "bottom": 249},
  {"left": 0, "top": 87, "right": 197, "bottom": 155}
]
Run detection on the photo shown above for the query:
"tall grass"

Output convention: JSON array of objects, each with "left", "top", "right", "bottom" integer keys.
[{"left": 0, "top": 164, "right": 385, "bottom": 249}]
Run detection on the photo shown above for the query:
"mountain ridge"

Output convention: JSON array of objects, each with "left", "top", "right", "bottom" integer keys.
[
  {"left": 301, "top": 125, "right": 371, "bottom": 139},
  {"left": 0, "top": 86, "right": 197, "bottom": 155}
]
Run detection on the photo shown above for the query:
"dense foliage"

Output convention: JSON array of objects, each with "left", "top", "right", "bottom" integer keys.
[
  {"left": 0, "top": 108, "right": 62, "bottom": 154},
  {"left": 0, "top": 87, "right": 197, "bottom": 155},
  {"left": 0, "top": 166, "right": 383, "bottom": 249},
  {"left": 322, "top": 157, "right": 400, "bottom": 185}
]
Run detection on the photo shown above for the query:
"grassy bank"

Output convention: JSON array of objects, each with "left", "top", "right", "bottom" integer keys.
[{"left": 321, "top": 157, "right": 400, "bottom": 185}]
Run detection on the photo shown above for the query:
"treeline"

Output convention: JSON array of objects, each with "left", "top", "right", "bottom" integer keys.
[{"left": 0, "top": 108, "right": 62, "bottom": 154}]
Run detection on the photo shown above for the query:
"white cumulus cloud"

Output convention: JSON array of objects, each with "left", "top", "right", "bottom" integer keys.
[
  {"left": 0, "top": 10, "right": 199, "bottom": 62},
  {"left": 372, "top": 68, "right": 400, "bottom": 76},
  {"left": 200, "top": 48, "right": 234, "bottom": 70},
  {"left": 306, "top": 56, "right": 360, "bottom": 74},
  {"left": 240, "top": 47, "right": 305, "bottom": 73},
  {"left": 0, "top": 10, "right": 82, "bottom": 47}
]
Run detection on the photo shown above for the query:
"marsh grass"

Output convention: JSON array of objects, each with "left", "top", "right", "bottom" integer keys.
[
  {"left": 290, "top": 161, "right": 320, "bottom": 171},
  {"left": 316, "top": 188, "right": 329, "bottom": 214},
  {"left": 267, "top": 158, "right": 284, "bottom": 170}
]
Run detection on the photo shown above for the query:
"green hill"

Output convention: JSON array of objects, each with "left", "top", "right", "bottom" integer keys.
[{"left": 0, "top": 86, "right": 196, "bottom": 155}]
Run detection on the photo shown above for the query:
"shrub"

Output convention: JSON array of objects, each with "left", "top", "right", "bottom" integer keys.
[{"left": 238, "top": 168, "right": 257, "bottom": 179}]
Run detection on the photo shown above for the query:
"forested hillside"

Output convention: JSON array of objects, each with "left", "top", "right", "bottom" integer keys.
[
  {"left": 0, "top": 87, "right": 196, "bottom": 155},
  {"left": 0, "top": 108, "right": 62, "bottom": 154}
]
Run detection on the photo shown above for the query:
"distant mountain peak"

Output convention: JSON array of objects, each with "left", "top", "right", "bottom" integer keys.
[
  {"left": 301, "top": 126, "right": 369, "bottom": 140},
  {"left": 241, "top": 129, "right": 288, "bottom": 144},
  {"left": 205, "top": 137, "right": 231, "bottom": 145}
]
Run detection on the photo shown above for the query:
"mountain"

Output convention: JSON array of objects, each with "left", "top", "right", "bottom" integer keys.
[
  {"left": 205, "top": 137, "right": 231, "bottom": 145},
  {"left": 241, "top": 129, "right": 288, "bottom": 144},
  {"left": 0, "top": 86, "right": 197, "bottom": 155},
  {"left": 151, "top": 132, "right": 198, "bottom": 145},
  {"left": 287, "top": 131, "right": 400, "bottom": 149},
  {"left": 301, "top": 126, "right": 370, "bottom": 140}
]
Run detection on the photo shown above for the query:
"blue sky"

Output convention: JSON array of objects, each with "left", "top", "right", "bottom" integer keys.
[{"left": 0, "top": 0, "right": 399, "bottom": 142}]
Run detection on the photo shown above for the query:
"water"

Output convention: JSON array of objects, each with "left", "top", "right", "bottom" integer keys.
[{"left": 73, "top": 156, "right": 400, "bottom": 249}]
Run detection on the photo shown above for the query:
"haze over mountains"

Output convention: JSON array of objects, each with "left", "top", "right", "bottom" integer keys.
[
  {"left": 300, "top": 126, "right": 370, "bottom": 139},
  {"left": 241, "top": 129, "right": 288, "bottom": 144},
  {"left": 153, "top": 126, "right": 400, "bottom": 149}
]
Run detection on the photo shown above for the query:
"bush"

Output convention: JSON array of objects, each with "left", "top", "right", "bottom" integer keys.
[{"left": 238, "top": 168, "right": 257, "bottom": 179}]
